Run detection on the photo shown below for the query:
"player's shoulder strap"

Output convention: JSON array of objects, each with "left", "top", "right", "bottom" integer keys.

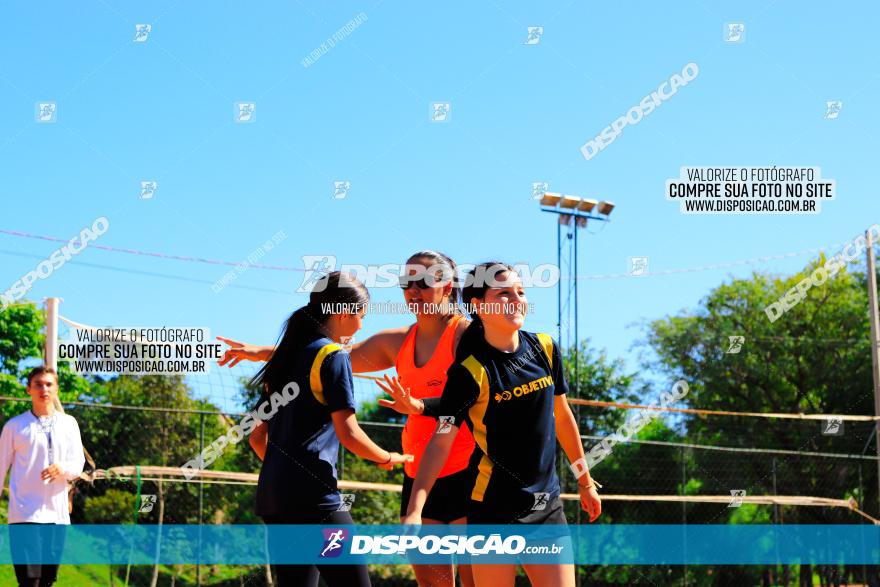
[{"left": 309, "top": 342, "right": 343, "bottom": 405}]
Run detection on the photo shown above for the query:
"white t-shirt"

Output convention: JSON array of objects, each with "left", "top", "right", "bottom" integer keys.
[{"left": 0, "top": 410, "right": 85, "bottom": 524}]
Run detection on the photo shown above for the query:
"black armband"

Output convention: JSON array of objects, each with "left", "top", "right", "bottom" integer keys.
[{"left": 421, "top": 397, "right": 443, "bottom": 418}]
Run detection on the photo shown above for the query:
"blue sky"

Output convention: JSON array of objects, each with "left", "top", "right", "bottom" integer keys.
[{"left": 1, "top": 1, "right": 877, "bottom": 412}]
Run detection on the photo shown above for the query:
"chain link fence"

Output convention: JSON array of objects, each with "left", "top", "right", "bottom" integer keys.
[{"left": 2, "top": 396, "right": 879, "bottom": 585}]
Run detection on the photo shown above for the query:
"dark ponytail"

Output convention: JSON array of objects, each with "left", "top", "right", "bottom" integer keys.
[{"left": 250, "top": 271, "right": 369, "bottom": 394}]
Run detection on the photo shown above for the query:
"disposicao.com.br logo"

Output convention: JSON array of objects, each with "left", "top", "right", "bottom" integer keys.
[
  {"left": 346, "top": 534, "right": 558, "bottom": 556},
  {"left": 315, "top": 528, "right": 568, "bottom": 563}
]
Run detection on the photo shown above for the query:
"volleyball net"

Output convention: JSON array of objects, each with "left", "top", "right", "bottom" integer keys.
[
  {"left": 0, "top": 308, "right": 875, "bottom": 533},
  {"left": 1, "top": 299, "right": 879, "bottom": 587}
]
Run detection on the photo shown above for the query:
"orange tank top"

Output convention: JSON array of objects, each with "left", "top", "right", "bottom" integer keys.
[{"left": 396, "top": 314, "right": 475, "bottom": 478}]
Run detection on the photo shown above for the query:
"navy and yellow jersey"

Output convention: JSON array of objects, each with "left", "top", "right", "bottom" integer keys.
[
  {"left": 437, "top": 328, "right": 568, "bottom": 518},
  {"left": 255, "top": 337, "right": 355, "bottom": 516}
]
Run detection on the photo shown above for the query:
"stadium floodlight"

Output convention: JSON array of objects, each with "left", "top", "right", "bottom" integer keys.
[
  {"left": 577, "top": 199, "right": 598, "bottom": 213},
  {"left": 537, "top": 189, "right": 614, "bottom": 230},
  {"left": 560, "top": 195, "right": 580, "bottom": 209},
  {"left": 597, "top": 201, "right": 615, "bottom": 215},
  {"left": 540, "top": 192, "right": 562, "bottom": 207}
]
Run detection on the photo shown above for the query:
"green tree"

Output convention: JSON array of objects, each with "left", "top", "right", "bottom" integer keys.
[
  {"left": 562, "top": 339, "right": 641, "bottom": 435},
  {"left": 82, "top": 488, "right": 136, "bottom": 524},
  {"left": 642, "top": 256, "right": 877, "bottom": 586},
  {"left": 0, "top": 301, "right": 89, "bottom": 420},
  {"left": 76, "top": 374, "right": 236, "bottom": 525},
  {"left": 644, "top": 257, "right": 874, "bottom": 493}
]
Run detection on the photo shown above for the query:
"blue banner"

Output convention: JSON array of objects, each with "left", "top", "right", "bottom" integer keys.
[{"left": 2, "top": 524, "right": 879, "bottom": 565}]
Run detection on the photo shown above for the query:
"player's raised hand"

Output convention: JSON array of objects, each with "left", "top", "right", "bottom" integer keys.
[
  {"left": 376, "top": 375, "right": 424, "bottom": 415},
  {"left": 216, "top": 336, "right": 272, "bottom": 367}
]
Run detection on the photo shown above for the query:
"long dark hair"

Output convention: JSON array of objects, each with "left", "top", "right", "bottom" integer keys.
[
  {"left": 250, "top": 271, "right": 369, "bottom": 394},
  {"left": 405, "top": 250, "right": 463, "bottom": 315},
  {"left": 461, "top": 261, "right": 516, "bottom": 328}
]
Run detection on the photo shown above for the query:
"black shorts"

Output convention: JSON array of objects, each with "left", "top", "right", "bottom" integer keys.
[
  {"left": 261, "top": 510, "right": 370, "bottom": 587},
  {"left": 467, "top": 494, "right": 568, "bottom": 525},
  {"left": 10, "top": 523, "right": 67, "bottom": 585},
  {"left": 468, "top": 497, "right": 572, "bottom": 564},
  {"left": 400, "top": 466, "right": 475, "bottom": 522}
]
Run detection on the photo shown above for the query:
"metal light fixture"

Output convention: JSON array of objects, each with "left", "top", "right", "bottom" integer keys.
[
  {"left": 540, "top": 192, "right": 562, "bottom": 207},
  {"left": 560, "top": 195, "right": 580, "bottom": 209},
  {"left": 597, "top": 201, "right": 615, "bottom": 215},
  {"left": 577, "top": 199, "right": 598, "bottom": 213}
]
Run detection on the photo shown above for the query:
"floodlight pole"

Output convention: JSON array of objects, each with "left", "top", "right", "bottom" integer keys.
[
  {"left": 539, "top": 202, "right": 612, "bottom": 394},
  {"left": 574, "top": 224, "right": 579, "bottom": 393},
  {"left": 557, "top": 221, "right": 562, "bottom": 344},
  {"left": 540, "top": 197, "right": 610, "bottom": 586}
]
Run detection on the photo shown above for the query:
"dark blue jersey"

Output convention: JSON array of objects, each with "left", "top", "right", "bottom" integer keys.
[
  {"left": 256, "top": 337, "right": 355, "bottom": 516},
  {"left": 437, "top": 327, "right": 567, "bottom": 518}
]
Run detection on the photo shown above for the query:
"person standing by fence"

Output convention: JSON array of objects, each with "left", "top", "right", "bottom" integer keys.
[{"left": 0, "top": 366, "right": 85, "bottom": 587}]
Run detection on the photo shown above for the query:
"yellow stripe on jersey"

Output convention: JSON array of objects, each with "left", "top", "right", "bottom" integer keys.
[
  {"left": 309, "top": 343, "right": 343, "bottom": 405},
  {"left": 461, "top": 355, "right": 493, "bottom": 502},
  {"left": 536, "top": 333, "right": 554, "bottom": 369}
]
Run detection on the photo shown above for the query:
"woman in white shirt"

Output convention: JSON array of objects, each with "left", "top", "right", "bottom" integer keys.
[{"left": 0, "top": 366, "right": 84, "bottom": 587}]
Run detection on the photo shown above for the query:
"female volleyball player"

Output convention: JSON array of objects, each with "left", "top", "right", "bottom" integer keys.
[
  {"left": 248, "top": 271, "right": 411, "bottom": 587},
  {"left": 219, "top": 251, "right": 476, "bottom": 587},
  {"left": 398, "top": 262, "right": 602, "bottom": 587}
]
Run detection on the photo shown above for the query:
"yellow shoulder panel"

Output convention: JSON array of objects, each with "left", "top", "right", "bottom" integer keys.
[
  {"left": 309, "top": 343, "right": 343, "bottom": 405},
  {"left": 536, "top": 333, "right": 554, "bottom": 369},
  {"left": 461, "top": 355, "right": 494, "bottom": 502}
]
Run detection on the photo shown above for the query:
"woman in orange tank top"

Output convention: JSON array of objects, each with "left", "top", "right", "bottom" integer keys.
[
  {"left": 393, "top": 311, "right": 472, "bottom": 480},
  {"left": 218, "top": 250, "right": 475, "bottom": 587}
]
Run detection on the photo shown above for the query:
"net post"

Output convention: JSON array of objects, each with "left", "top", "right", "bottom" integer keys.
[
  {"left": 44, "top": 297, "right": 60, "bottom": 371},
  {"left": 44, "top": 297, "right": 64, "bottom": 413},
  {"left": 197, "top": 412, "right": 205, "bottom": 586}
]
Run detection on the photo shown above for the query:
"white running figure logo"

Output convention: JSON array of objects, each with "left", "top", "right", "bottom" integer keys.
[
  {"left": 321, "top": 529, "right": 345, "bottom": 557},
  {"left": 437, "top": 416, "right": 455, "bottom": 434}
]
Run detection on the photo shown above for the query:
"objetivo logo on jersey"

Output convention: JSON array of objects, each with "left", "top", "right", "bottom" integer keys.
[
  {"left": 298, "top": 256, "right": 559, "bottom": 293},
  {"left": 580, "top": 62, "right": 699, "bottom": 161},
  {"left": 1, "top": 217, "right": 110, "bottom": 312}
]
